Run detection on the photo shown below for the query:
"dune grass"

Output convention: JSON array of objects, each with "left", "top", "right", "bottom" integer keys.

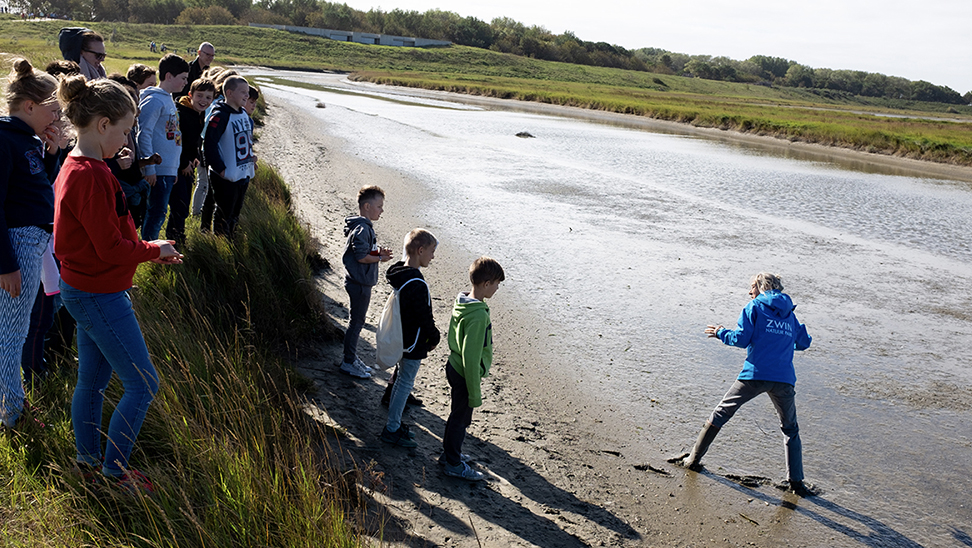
[{"left": 0, "top": 164, "right": 371, "bottom": 547}]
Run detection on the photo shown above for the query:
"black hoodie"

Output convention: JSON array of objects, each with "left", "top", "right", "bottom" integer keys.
[{"left": 386, "top": 261, "right": 440, "bottom": 360}]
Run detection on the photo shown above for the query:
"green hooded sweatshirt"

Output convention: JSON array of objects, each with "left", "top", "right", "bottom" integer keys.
[{"left": 447, "top": 292, "right": 493, "bottom": 408}]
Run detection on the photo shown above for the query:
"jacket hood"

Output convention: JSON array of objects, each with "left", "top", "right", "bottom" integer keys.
[
  {"left": 178, "top": 95, "right": 195, "bottom": 108},
  {"left": 453, "top": 292, "right": 488, "bottom": 316},
  {"left": 386, "top": 261, "right": 422, "bottom": 289},
  {"left": 140, "top": 86, "right": 173, "bottom": 100},
  {"left": 754, "top": 290, "right": 795, "bottom": 318},
  {"left": 344, "top": 215, "right": 372, "bottom": 236}
]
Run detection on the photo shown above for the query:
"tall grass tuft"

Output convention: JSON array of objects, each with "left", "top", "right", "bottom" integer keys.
[{"left": 1, "top": 163, "right": 365, "bottom": 547}]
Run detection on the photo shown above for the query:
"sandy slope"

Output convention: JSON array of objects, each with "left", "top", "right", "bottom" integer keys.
[{"left": 256, "top": 92, "right": 928, "bottom": 548}]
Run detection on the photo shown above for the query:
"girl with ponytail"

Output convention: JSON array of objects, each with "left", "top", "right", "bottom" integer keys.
[
  {"left": 0, "top": 58, "right": 59, "bottom": 428},
  {"left": 54, "top": 74, "right": 182, "bottom": 490}
]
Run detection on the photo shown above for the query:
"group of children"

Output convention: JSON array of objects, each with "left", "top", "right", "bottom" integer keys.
[
  {"left": 341, "top": 186, "right": 505, "bottom": 481},
  {"left": 0, "top": 40, "right": 261, "bottom": 492},
  {"left": 342, "top": 187, "right": 814, "bottom": 492}
]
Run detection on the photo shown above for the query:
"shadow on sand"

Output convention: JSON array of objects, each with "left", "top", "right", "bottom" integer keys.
[
  {"left": 699, "top": 470, "right": 926, "bottom": 548},
  {"left": 303, "top": 356, "right": 640, "bottom": 547}
]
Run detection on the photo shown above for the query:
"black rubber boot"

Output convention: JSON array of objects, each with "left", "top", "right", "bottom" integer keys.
[{"left": 685, "top": 422, "right": 721, "bottom": 471}]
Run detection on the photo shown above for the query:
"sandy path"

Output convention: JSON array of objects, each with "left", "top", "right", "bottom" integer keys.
[{"left": 256, "top": 92, "right": 925, "bottom": 548}]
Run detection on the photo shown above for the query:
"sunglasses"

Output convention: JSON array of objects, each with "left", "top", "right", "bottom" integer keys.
[{"left": 83, "top": 49, "right": 106, "bottom": 61}]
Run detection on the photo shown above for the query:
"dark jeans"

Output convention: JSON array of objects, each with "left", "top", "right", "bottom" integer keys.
[
  {"left": 21, "top": 285, "right": 57, "bottom": 385},
  {"left": 342, "top": 280, "right": 372, "bottom": 364},
  {"left": 210, "top": 171, "right": 249, "bottom": 236},
  {"left": 443, "top": 363, "right": 474, "bottom": 466},
  {"left": 165, "top": 170, "right": 193, "bottom": 246}
]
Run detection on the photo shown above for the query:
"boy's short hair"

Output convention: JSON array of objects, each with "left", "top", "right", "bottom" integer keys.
[
  {"left": 248, "top": 85, "right": 260, "bottom": 100},
  {"left": 126, "top": 63, "right": 156, "bottom": 86},
  {"left": 158, "top": 53, "right": 190, "bottom": 82},
  {"left": 106, "top": 73, "right": 139, "bottom": 103},
  {"left": 190, "top": 77, "right": 216, "bottom": 95},
  {"left": 752, "top": 272, "right": 784, "bottom": 293},
  {"left": 45, "top": 60, "right": 81, "bottom": 79},
  {"left": 469, "top": 257, "right": 505, "bottom": 286},
  {"left": 404, "top": 229, "right": 437, "bottom": 256},
  {"left": 357, "top": 185, "right": 385, "bottom": 206},
  {"left": 222, "top": 75, "right": 247, "bottom": 95}
]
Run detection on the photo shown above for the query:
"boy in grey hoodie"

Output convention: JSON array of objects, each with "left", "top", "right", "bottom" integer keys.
[
  {"left": 341, "top": 186, "right": 392, "bottom": 378},
  {"left": 137, "top": 53, "right": 189, "bottom": 240}
]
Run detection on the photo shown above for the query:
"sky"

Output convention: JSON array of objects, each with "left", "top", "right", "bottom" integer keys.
[{"left": 342, "top": 0, "right": 972, "bottom": 94}]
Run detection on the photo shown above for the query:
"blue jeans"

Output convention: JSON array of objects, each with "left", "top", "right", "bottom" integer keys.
[
  {"left": 0, "top": 227, "right": 49, "bottom": 427},
  {"left": 385, "top": 358, "right": 421, "bottom": 432},
  {"left": 708, "top": 379, "right": 803, "bottom": 481},
  {"left": 142, "top": 175, "right": 175, "bottom": 240},
  {"left": 59, "top": 281, "right": 160, "bottom": 477}
]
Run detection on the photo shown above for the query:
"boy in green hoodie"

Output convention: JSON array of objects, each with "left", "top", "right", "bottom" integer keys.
[{"left": 441, "top": 257, "right": 505, "bottom": 481}]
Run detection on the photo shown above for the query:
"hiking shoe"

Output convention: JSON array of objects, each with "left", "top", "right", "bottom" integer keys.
[
  {"left": 380, "top": 426, "right": 417, "bottom": 448},
  {"left": 112, "top": 469, "right": 155, "bottom": 495},
  {"left": 353, "top": 357, "right": 374, "bottom": 373},
  {"left": 443, "top": 461, "right": 484, "bottom": 482},
  {"left": 340, "top": 360, "right": 371, "bottom": 379},
  {"left": 438, "top": 452, "right": 472, "bottom": 465}
]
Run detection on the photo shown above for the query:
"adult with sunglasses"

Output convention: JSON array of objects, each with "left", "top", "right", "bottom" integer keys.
[{"left": 78, "top": 32, "right": 106, "bottom": 81}]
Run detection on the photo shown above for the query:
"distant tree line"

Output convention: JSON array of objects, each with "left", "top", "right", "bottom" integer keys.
[
  {"left": 14, "top": 0, "right": 969, "bottom": 104},
  {"left": 635, "top": 50, "right": 969, "bottom": 105}
]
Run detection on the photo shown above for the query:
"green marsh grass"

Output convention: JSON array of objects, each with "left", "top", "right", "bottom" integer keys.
[
  {"left": 2, "top": 19, "right": 972, "bottom": 164},
  {"left": 1, "top": 164, "right": 368, "bottom": 547}
]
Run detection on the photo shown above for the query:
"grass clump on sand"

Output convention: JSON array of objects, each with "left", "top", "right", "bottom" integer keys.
[{"left": 0, "top": 163, "right": 370, "bottom": 547}]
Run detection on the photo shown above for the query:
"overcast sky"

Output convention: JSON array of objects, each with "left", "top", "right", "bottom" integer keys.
[{"left": 344, "top": 0, "right": 972, "bottom": 94}]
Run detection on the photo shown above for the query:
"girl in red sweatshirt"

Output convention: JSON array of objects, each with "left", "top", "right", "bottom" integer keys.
[{"left": 54, "top": 75, "right": 182, "bottom": 491}]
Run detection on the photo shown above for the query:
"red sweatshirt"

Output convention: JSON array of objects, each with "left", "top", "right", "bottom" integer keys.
[{"left": 54, "top": 155, "right": 160, "bottom": 293}]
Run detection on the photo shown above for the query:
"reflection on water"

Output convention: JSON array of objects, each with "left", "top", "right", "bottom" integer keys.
[{"left": 252, "top": 70, "right": 972, "bottom": 546}]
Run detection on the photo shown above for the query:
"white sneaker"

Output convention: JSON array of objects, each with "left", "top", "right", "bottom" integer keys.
[
  {"left": 340, "top": 360, "right": 371, "bottom": 378},
  {"left": 443, "top": 461, "right": 484, "bottom": 482},
  {"left": 353, "top": 357, "right": 374, "bottom": 373}
]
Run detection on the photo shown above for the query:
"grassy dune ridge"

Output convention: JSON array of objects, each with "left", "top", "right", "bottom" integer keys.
[
  {"left": 2, "top": 20, "right": 971, "bottom": 165},
  {"left": 0, "top": 165, "right": 367, "bottom": 547}
]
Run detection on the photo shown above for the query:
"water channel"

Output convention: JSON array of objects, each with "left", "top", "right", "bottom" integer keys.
[{"left": 249, "top": 69, "right": 972, "bottom": 546}]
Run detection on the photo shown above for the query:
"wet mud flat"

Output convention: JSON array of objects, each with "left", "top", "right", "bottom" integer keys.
[{"left": 251, "top": 72, "right": 972, "bottom": 547}]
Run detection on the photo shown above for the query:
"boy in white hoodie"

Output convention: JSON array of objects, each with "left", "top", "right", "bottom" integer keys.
[{"left": 137, "top": 53, "right": 189, "bottom": 240}]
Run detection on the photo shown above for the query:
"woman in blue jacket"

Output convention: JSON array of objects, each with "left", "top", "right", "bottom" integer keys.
[{"left": 676, "top": 272, "right": 812, "bottom": 495}]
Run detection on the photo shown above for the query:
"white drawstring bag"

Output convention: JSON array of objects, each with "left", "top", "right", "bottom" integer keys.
[{"left": 375, "top": 278, "right": 426, "bottom": 369}]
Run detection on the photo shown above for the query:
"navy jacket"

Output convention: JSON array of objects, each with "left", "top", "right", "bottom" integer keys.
[{"left": 0, "top": 116, "right": 55, "bottom": 274}]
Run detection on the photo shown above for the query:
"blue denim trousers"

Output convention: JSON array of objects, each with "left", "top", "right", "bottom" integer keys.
[
  {"left": 385, "top": 358, "right": 422, "bottom": 432},
  {"left": 59, "top": 281, "right": 160, "bottom": 476},
  {"left": 0, "top": 227, "right": 49, "bottom": 427},
  {"left": 142, "top": 175, "right": 175, "bottom": 240},
  {"left": 708, "top": 379, "right": 803, "bottom": 481}
]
